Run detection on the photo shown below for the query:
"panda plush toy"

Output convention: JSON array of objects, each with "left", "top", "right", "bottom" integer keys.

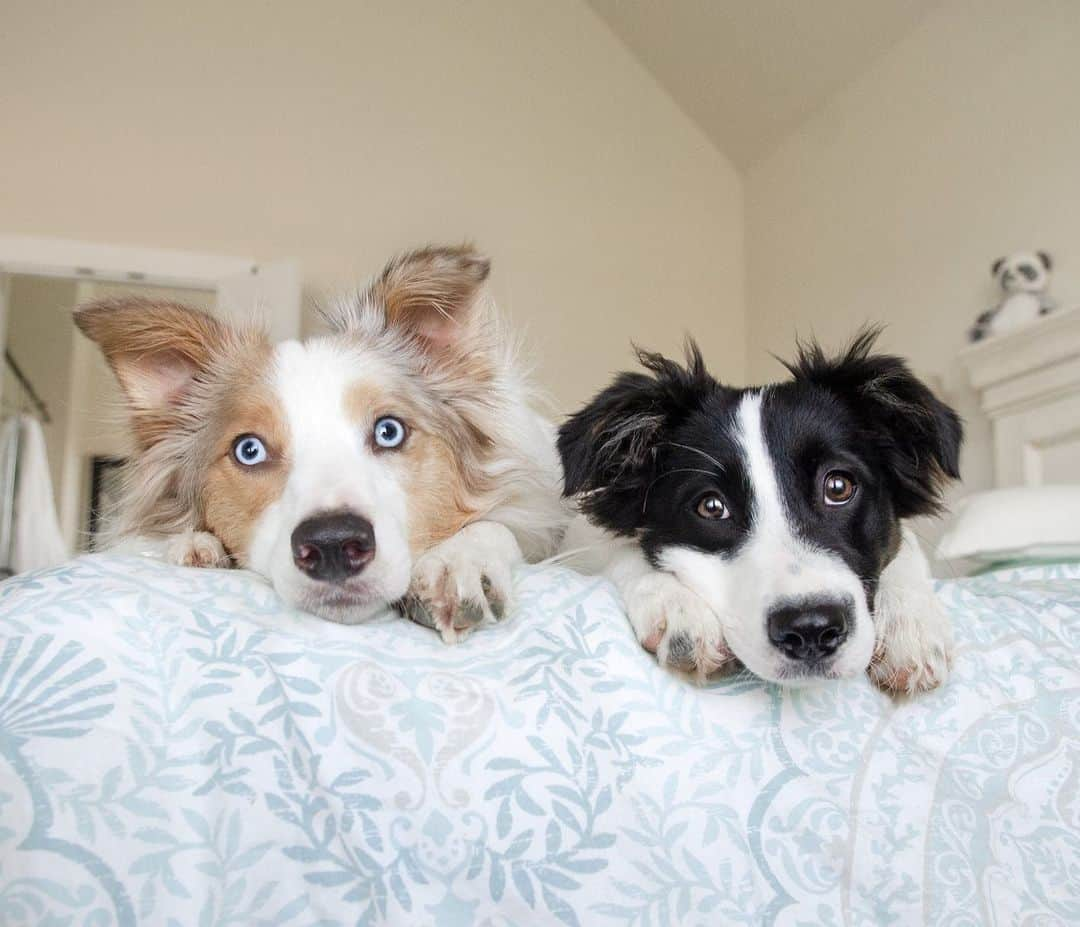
[{"left": 969, "top": 250, "right": 1055, "bottom": 342}]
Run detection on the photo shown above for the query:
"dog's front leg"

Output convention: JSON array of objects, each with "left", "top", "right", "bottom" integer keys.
[
  {"left": 606, "top": 543, "right": 732, "bottom": 680},
  {"left": 869, "top": 526, "right": 953, "bottom": 695},
  {"left": 399, "top": 521, "right": 521, "bottom": 644},
  {"left": 166, "top": 530, "right": 231, "bottom": 569}
]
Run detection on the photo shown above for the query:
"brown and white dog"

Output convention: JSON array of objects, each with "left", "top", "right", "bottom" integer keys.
[{"left": 76, "top": 245, "right": 565, "bottom": 640}]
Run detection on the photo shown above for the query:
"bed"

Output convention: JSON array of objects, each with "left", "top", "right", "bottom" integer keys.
[
  {"left": 1, "top": 553, "right": 1077, "bottom": 926},
  {"left": 4, "top": 311, "right": 1079, "bottom": 926}
]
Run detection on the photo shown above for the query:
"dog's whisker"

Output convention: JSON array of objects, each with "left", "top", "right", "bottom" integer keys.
[
  {"left": 905, "top": 524, "right": 964, "bottom": 581},
  {"left": 642, "top": 467, "right": 717, "bottom": 513},
  {"left": 656, "top": 441, "right": 726, "bottom": 472}
]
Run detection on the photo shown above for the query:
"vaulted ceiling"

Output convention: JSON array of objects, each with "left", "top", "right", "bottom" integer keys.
[{"left": 586, "top": 0, "right": 940, "bottom": 168}]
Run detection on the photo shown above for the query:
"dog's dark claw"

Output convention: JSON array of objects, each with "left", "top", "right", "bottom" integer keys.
[
  {"left": 397, "top": 590, "right": 491, "bottom": 634},
  {"left": 454, "top": 598, "right": 487, "bottom": 630},
  {"left": 480, "top": 575, "right": 506, "bottom": 620},
  {"left": 665, "top": 631, "right": 697, "bottom": 671},
  {"left": 398, "top": 595, "right": 436, "bottom": 629}
]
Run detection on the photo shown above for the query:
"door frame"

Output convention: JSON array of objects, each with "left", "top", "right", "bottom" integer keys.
[
  {"left": 0, "top": 234, "right": 301, "bottom": 553},
  {"left": 0, "top": 234, "right": 255, "bottom": 289}
]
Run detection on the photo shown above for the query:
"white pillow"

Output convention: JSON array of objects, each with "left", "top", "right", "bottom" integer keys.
[{"left": 938, "top": 485, "right": 1080, "bottom": 563}]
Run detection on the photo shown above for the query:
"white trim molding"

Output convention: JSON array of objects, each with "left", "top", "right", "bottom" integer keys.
[{"left": 0, "top": 235, "right": 255, "bottom": 290}]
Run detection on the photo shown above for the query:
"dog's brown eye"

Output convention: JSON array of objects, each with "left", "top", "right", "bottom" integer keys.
[
  {"left": 695, "top": 493, "right": 729, "bottom": 520},
  {"left": 824, "top": 471, "right": 856, "bottom": 505}
]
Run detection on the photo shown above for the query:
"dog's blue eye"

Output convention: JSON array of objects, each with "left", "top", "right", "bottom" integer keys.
[
  {"left": 373, "top": 416, "right": 406, "bottom": 449},
  {"left": 232, "top": 435, "right": 268, "bottom": 466}
]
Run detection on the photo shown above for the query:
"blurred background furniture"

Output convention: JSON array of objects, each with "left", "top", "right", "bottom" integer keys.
[{"left": 960, "top": 305, "right": 1080, "bottom": 487}]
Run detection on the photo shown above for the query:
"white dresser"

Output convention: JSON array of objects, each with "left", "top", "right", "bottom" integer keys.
[{"left": 960, "top": 306, "right": 1080, "bottom": 488}]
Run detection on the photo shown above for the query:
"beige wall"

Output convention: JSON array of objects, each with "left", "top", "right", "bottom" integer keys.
[
  {"left": 1, "top": 0, "right": 745, "bottom": 411},
  {"left": 13, "top": 0, "right": 1068, "bottom": 540},
  {"left": 746, "top": 0, "right": 1080, "bottom": 515}
]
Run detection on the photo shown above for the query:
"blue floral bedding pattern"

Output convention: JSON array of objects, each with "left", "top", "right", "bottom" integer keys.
[{"left": 0, "top": 555, "right": 1077, "bottom": 927}]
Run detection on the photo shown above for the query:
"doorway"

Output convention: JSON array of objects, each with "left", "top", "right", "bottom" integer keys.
[{"left": 0, "top": 236, "right": 300, "bottom": 566}]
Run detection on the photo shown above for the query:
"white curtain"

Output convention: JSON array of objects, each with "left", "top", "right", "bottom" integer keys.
[{"left": 0, "top": 415, "right": 68, "bottom": 574}]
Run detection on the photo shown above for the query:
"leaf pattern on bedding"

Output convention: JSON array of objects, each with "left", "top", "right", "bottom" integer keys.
[{"left": 0, "top": 556, "right": 1077, "bottom": 926}]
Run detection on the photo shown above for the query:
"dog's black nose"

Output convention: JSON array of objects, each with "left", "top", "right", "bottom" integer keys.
[
  {"left": 291, "top": 512, "right": 375, "bottom": 582},
  {"left": 767, "top": 599, "right": 851, "bottom": 662}
]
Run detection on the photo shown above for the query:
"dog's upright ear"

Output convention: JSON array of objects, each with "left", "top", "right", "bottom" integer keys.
[
  {"left": 75, "top": 297, "right": 232, "bottom": 448},
  {"left": 784, "top": 328, "right": 963, "bottom": 517},
  {"left": 558, "top": 342, "right": 714, "bottom": 535},
  {"left": 328, "top": 244, "right": 492, "bottom": 359}
]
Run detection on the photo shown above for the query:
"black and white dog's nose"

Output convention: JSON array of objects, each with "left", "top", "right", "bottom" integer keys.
[
  {"left": 767, "top": 599, "right": 851, "bottom": 662},
  {"left": 291, "top": 512, "right": 375, "bottom": 582}
]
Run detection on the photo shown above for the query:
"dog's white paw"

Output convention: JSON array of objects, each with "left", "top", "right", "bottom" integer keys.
[
  {"left": 869, "top": 634, "right": 952, "bottom": 695},
  {"left": 870, "top": 581, "right": 953, "bottom": 695},
  {"left": 399, "top": 522, "right": 521, "bottom": 644},
  {"left": 869, "top": 528, "right": 954, "bottom": 696},
  {"left": 166, "top": 531, "right": 230, "bottom": 569},
  {"left": 627, "top": 571, "right": 733, "bottom": 679}
]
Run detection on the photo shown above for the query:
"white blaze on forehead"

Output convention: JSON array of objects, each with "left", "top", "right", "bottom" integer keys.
[
  {"left": 272, "top": 339, "right": 378, "bottom": 510},
  {"left": 736, "top": 390, "right": 791, "bottom": 548},
  {"left": 274, "top": 338, "right": 359, "bottom": 434},
  {"left": 735, "top": 389, "right": 863, "bottom": 602}
]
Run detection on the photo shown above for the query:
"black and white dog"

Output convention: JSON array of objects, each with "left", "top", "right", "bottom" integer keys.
[{"left": 558, "top": 331, "right": 962, "bottom": 695}]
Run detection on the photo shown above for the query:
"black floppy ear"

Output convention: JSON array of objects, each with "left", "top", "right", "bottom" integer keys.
[
  {"left": 991, "top": 257, "right": 1005, "bottom": 277},
  {"left": 558, "top": 341, "right": 714, "bottom": 535},
  {"left": 784, "top": 329, "right": 963, "bottom": 518},
  {"left": 1038, "top": 250, "right": 1053, "bottom": 271}
]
